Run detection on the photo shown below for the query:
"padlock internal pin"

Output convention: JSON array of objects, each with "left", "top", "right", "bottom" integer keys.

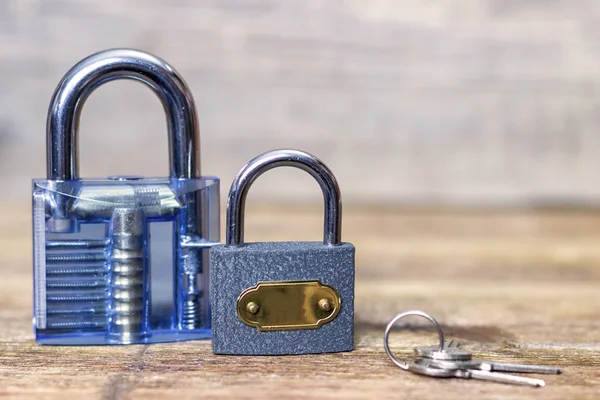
[{"left": 107, "top": 208, "right": 147, "bottom": 343}]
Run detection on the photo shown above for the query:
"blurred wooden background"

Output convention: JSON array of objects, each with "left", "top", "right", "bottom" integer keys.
[{"left": 0, "top": 0, "right": 599, "bottom": 206}]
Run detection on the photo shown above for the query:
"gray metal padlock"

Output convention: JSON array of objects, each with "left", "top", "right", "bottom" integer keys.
[{"left": 211, "top": 149, "right": 355, "bottom": 355}]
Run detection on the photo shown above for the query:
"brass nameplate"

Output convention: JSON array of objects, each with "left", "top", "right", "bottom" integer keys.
[{"left": 236, "top": 280, "right": 341, "bottom": 332}]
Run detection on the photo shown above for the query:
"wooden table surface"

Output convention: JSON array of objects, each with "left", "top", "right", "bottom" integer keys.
[{"left": 1, "top": 203, "right": 599, "bottom": 399}]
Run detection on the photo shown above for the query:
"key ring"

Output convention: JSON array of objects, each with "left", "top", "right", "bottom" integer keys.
[{"left": 383, "top": 310, "right": 445, "bottom": 370}]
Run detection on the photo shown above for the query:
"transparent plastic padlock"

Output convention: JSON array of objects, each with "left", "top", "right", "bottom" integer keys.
[{"left": 32, "top": 49, "right": 220, "bottom": 345}]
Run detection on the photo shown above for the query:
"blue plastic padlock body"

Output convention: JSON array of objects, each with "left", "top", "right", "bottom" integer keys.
[
  {"left": 211, "top": 241, "right": 355, "bottom": 355},
  {"left": 32, "top": 176, "right": 220, "bottom": 345}
]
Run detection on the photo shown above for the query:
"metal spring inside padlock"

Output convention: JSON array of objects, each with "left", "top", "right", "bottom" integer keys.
[{"left": 33, "top": 49, "right": 220, "bottom": 345}]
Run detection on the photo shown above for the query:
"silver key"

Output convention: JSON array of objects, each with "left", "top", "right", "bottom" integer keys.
[
  {"left": 426, "top": 358, "right": 562, "bottom": 375},
  {"left": 408, "top": 359, "right": 546, "bottom": 387},
  {"left": 416, "top": 343, "right": 562, "bottom": 375},
  {"left": 385, "top": 311, "right": 559, "bottom": 388}
]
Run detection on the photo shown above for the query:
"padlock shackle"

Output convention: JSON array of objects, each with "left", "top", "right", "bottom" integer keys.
[
  {"left": 46, "top": 48, "right": 200, "bottom": 180},
  {"left": 226, "top": 149, "right": 342, "bottom": 247}
]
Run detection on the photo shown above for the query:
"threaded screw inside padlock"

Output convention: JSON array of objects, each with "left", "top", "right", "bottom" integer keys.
[
  {"left": 318, "top": 298, "right": 332, "bottom": 312},
  {"left": 246, "top": 302, "right": 260, "bottom": 314}
]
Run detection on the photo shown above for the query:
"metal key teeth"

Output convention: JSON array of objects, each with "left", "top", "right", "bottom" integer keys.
[{"left": 481, "top": 361, "right": 563, "bottom": 375}]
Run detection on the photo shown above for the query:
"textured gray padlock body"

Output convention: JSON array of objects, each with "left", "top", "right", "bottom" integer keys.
[{"left": 211, "top": 241, "right": 355, "bottom": 355}]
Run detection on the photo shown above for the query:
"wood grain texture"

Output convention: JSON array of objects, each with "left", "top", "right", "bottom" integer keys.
[{"left": 0, "top": 203, "right": 599, "bottom": 399}]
